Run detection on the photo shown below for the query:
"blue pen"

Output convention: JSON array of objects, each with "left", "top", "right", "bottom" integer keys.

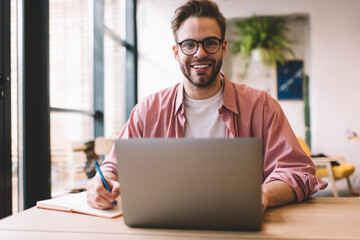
[{"left": 95, "top": 161, "right": 117, "bottom": 206}]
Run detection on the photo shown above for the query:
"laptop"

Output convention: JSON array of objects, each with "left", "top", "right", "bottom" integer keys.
[{"left": 116, "top": 138, "right": 263, "bottom": 231}]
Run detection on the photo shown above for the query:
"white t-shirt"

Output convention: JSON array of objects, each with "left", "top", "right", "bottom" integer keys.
[{"left": 184, "top": 84, "right": 226, "bottom": 138}]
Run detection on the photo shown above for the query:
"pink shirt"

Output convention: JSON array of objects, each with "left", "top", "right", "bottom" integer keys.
[{"left": 102, "top": 73, "right": 327, "bottom": 202}]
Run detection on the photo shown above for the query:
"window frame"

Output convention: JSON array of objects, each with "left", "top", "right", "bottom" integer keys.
[
  {"left": 21, "top": 0, "right": 51, "bottom": 209},
  {"left": 125, "top": 0, "right": 137, "bottom": 118},
  {"left": 0, "top": 0, "right": 12, "bottom": 219},
  {"left": 16, "top": 0, "right": 137, "bottom": 210}
]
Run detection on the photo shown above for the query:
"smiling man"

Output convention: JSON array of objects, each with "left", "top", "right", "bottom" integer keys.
[
  {"left": 175, "top": 17, "right": 225, "bottom": 98},
  {"left": 86, "top": 0, "right": 327, "bottom": 211}
]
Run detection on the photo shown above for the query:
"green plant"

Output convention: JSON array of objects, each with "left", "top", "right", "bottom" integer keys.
[{"left": 233, "top": 15, "right": 295, "bottom": 69}]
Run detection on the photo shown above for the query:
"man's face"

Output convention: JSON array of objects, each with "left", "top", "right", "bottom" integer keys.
[{"left": 173, "top": 17, "right": 227, "bottom": 88}]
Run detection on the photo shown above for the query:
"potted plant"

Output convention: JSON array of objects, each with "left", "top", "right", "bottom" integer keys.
[{"left": 233, "top": 15, "right": 295, "bottom": 76}]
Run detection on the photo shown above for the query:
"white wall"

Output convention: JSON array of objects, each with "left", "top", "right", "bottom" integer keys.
[
  {"left": 223, "top": 15, "right": 310, "bottom": 141},
  {"left": 137, "top": 0, "right": 360, "bottom": 191}
]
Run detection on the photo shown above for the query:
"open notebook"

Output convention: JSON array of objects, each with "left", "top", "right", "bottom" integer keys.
[{"left": 36, "top": 191, "right": 122, "bottom": 218}]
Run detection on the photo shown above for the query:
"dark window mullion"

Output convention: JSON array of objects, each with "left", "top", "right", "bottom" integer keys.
[
  {"left": 125, "top": 0, "right": 137, "bottom": 119},
  {"left": 50, "top": 107, "right": 96, "bottom": 116},
  {"left": 93, "top": 0, "right": 104, "bottom": 138},
  {"left": 104, "top": 25, "right": 125, "bottom": 46},
  {"left": 104, "top": 25, "right": 135, "bottom": 52},
  {"left": 22, "top": 0, "right": 50, "bottom": 209},
  {"left": 0, "top": 0, "right": 12, "bottom": 219}
]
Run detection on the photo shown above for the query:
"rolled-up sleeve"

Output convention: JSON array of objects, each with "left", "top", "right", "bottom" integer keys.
[{"left": 262, "top": 95, "right": 327, "bottom": 202}]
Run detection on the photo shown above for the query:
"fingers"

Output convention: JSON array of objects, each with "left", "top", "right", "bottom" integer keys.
[
  {"left": 261, "top": 193, "right": 269, "bottom": 212},
  {"left": 108, "top": 178, "right": 121, "bottom": 198},
  {"left": 261, "top": 184, "right": 269, "bottom": 212},
  {"left": 86, "top": 175, "right": 120, "bottom": 209}
]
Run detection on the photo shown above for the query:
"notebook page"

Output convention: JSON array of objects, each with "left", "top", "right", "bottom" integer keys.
[{"left": 36, "top": 191, "right": 88, "bottom": 211}]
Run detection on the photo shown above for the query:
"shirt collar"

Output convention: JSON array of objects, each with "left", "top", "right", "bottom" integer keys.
[
  {"left": 173, "top": 72, "right": 239, "bottom": 116},
  {"left": 174, "top": 81, "right": 185, "bottom": 116},
  {"left": 221, "top": 73, "right": 239, "bottom": 115}
]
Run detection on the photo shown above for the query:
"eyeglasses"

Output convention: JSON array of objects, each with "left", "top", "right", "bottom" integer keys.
[{"left": 178, "top": 37, "right": 223, "bottom": 56}]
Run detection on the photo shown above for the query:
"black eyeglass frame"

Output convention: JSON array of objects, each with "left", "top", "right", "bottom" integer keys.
[{"left": 178, "top": 37, "right": 224, "bottom": 56}]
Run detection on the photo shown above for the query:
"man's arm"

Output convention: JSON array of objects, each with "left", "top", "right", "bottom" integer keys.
[
  {"left": 86, "top": 103, "right": 146, "bottom": 209},
  {"left": 262, "top": 180, "right": 296, "bottom": 211},
  {"left": 261, "top": 93, "right": 327, "bottom": 202},
  {"left": 86, "top": 171, "right": 120, "bottom": 209}
]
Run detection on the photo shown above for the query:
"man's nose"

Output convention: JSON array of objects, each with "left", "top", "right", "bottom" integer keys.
[{"left": 193, "top": 43, "right": 208, "bottom": 58}]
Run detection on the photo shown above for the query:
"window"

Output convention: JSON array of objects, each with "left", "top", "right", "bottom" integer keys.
[
  {"left": 49, "top": 0, "right": 95, "bottom": 196},
  {"left": 48, "top": 0, "right": 132, "bottom": 196},
  {"left": 6, "top": 0, "right": 136, "bottom": 213},
  {"left": 104, "top": 0, "right": 127, "bottom": 137}
]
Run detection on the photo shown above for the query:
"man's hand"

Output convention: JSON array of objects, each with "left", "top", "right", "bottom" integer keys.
[
  {"left": 86, "top": 171, "right": 120, "bottom": 209},
  {"left": 262, "top": 181, "right": 296, "bottom": 212},
  {"left": 261, "top": 188, "right": 270, "bottom": 212}
]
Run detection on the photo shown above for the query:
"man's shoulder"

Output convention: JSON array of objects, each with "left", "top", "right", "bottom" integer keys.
[
  {"left": 223, "top": 78, "right": 281, "bottom": 114},
  {"left": 229, "top": 80, "right": 270, "bottom": 101},
  {"left": 135, "top": 82, "right": 181, "bottom": 112},
  {"left": 141, "top": 83, "right": 180, "bottom": 102}
]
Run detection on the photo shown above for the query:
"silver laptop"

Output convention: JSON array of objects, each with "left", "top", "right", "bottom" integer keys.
[{"left": 116, "top": 138, "right": 263, "bottom": 231}]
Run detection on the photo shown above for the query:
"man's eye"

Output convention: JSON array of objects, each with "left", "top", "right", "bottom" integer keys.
[
  {"left": 183, "top": 41, "right": 196, "bottom": 49},
  {"left": 205, "top": 40, "right": 218, "bottom": 46}
]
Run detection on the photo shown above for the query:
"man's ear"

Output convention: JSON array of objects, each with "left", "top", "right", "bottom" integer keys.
[
  {"left": 172, "top": 45, "right": 179, "bottom": 62},
  {"left": 222, "top": 39, "right": 228, "bottom": 57}
]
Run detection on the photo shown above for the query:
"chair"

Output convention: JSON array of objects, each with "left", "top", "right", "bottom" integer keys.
[{"left": 297, "top": 137, "right": 357, "bottom": 197}]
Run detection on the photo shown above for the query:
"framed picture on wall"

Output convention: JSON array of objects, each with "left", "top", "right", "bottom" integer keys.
[{"left": 276, "top": 60, "right": 304, "bottom": 100}]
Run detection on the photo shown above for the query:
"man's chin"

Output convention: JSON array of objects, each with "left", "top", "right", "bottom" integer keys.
[{"left": 189, "top": 77, "right": 212, "bottom": 88}]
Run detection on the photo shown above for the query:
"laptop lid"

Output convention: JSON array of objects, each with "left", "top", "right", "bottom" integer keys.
[{"left": 116, "top": 138, "right": 263, "bottom": 231}]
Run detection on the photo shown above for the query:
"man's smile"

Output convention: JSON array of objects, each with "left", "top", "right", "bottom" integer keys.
[
  {"left": 192, "top": 64, "right": 209, "bottom": 69},
  {"left": 191, "top": 63, "right": 211, "bottom": 72}
]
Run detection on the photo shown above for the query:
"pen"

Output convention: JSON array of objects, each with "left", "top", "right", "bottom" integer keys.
[{"left": 95, "top": 161, "right": 117, "bottom": 206}]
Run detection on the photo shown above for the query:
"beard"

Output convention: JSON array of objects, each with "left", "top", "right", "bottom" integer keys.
[{"left": 179, "top": 57, "right": 223, "bottom": 88}]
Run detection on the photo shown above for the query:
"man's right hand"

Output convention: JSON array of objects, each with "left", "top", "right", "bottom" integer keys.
[{"left": 86, "top": 171, "right": 120, "bottom": 209}]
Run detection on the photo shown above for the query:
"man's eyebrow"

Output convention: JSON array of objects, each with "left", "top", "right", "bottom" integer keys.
[{"left": 179, "top": 36, "right": 221, "bottom": 42}]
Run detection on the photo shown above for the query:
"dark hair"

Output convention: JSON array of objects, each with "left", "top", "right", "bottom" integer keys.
[{"left": 171, "top": 0, "right": 226, "bottom": 42}]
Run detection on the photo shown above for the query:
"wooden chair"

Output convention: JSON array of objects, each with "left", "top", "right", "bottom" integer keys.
[{"left": 297, "top": 137, "right": 357, "bottom": 197}]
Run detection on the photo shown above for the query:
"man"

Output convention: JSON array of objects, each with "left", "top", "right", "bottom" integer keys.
[{"left": 87, "top": 0, "right": 327, "bottom": 211}]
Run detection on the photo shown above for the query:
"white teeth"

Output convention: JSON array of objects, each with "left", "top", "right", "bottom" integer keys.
[{"left": 193, "top": 65, "right": 209, "bottom": 69}]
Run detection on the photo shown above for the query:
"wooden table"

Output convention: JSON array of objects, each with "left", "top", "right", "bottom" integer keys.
[{"left": 1, "top": 197, "right": 360, "bottom": 240}]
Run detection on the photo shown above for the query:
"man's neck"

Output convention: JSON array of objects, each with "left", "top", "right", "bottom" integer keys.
[{"left": 183, "top": 76, "right": 222, "bottom": 100}]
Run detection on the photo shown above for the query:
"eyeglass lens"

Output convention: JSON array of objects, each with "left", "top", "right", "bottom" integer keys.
[{"left": 180, "top": 38, "right": 221, "bottom": 55}]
